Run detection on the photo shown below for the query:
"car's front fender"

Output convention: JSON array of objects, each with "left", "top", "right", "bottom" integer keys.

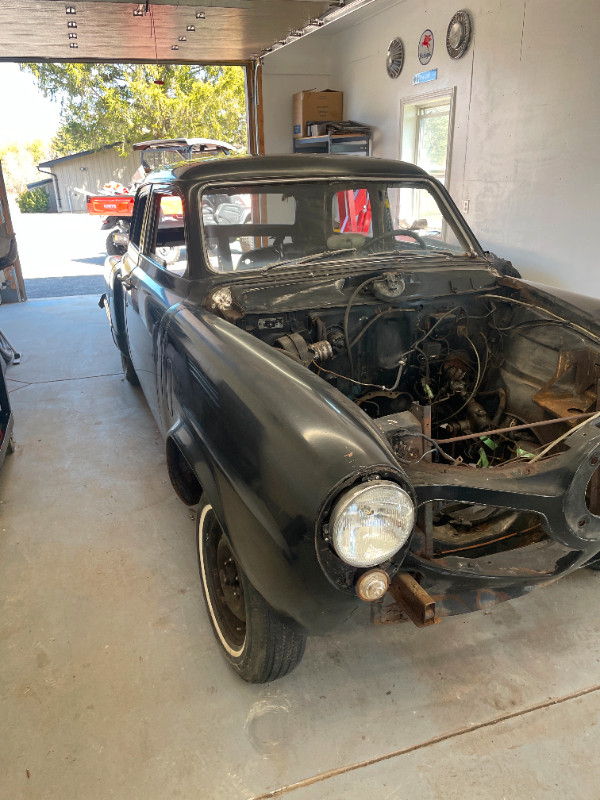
[{"left": 161, "top": 306, "right": 410, "bottom": 634}]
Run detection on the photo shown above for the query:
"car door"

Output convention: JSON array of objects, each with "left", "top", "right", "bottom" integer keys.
[{"left": 123, "top": 186, "right": 190, "bottom": 432}]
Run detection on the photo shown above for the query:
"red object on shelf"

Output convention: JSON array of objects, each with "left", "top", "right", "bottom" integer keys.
[
  {"left": 87, "top": 195, "right": 135, "bottom": 216},
  {"left": 337, "top": 189, "right": 371, "bottom": 234}
]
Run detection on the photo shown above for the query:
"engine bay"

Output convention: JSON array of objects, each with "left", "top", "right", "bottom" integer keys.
[
  {"left": 227, "top": 273, "right": 600, "bottom": 463},
  {"left": 208, "top": 268, "right": 600, "bottom": 565}
]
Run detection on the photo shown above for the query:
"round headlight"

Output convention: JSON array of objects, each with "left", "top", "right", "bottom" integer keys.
[{"left": 330, "top": 480, "right": 414, "bottom": 568}]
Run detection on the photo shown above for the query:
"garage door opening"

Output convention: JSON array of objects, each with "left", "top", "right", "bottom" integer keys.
[{"left": 0, "top": 61, "right": 250, "bottom": 300}]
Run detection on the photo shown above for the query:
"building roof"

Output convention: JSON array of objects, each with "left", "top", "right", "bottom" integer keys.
[
  {"left": 26, "top": 178, "right": 53, "bottom": 190},
  {"left": 38, "top": 143, "right": 122, "bottom": 168}
]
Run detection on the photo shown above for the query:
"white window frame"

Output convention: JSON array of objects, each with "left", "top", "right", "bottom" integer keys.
[{"left": 399, "top": 87, "right": 456, "bottom": 189}]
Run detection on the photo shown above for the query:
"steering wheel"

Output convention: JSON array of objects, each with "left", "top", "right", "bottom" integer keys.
[{"left": 365, "top": 228, "right": 426, "bottom": 252}]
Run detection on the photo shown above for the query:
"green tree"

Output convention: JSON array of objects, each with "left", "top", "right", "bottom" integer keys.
[
  {"left": 0, "top": 139, "right": 53, "bottom": 194},
  {"left": 21, "top": 64, "right": 247, "bottom": 156},
  {"left": 16, "top": 187, "right": 50, "bottom": 213}
]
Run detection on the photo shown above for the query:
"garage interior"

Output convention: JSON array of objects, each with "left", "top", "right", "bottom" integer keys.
[{"left": 2, "top": 1, "right": 600, "bottom": 798}]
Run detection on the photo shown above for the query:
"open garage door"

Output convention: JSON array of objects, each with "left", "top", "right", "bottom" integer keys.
[{"left": 0, "top": 162, "right": 26, "bottom": 303}]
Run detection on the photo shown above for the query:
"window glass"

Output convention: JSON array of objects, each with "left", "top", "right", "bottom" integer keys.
[
  {"left": 200, "top": 180, "right": 471, "bottom": 272},
  {"left": 332, "top": 190, "right": 372, "bottom": 237},
  {"left": 416, "top": 103, "right": 450, "bottom": 182},
  {"left": 386, "top": 185, "right": 462, "bottom": 250},
  {"left": 149, "top": 193, "right": 187, "bottom": 276},
  {"left": 202, "top": 188, "right": 296, "bottom": 271}
]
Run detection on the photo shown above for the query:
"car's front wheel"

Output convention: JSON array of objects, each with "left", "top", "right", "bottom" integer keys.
[{"left": 196, "top": 498, "right": 306, "bottom": 682}]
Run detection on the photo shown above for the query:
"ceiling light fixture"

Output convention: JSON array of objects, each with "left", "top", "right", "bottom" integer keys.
[
  {"left": 178, "top": 35, "right": 186, "bottom": 41},
  {"left": 186, "top": 24, "right": 195, "bottom": 31},
  {"left": 65, "top": 5, "right": 76, "bottom": 13},
  {"left": 68, "top": 32, "right": 77, "bottom": 38},
  {"left": 67, "top": 20, "right": 77, "bottom": 27},
  {"left": 171, "top": 44, "right": 179, "bottom": 50},
  {"left": 69, "top": 42, "right": 78, "bottom": 48},
  {"left": 195, "top": 11, "right": 206, "bottom": 19}
]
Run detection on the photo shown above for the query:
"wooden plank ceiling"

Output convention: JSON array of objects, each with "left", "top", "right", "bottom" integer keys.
[{"left": 0, "top": 0, "right": 337, "bottom": 63}]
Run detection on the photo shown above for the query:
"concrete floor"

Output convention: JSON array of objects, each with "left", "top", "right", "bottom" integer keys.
[
  {"left": 10, "top": 207, "right": 108, "bottom": 298},
  {"left": 1, "top": 295, "right": 600, "bottom": 800}
]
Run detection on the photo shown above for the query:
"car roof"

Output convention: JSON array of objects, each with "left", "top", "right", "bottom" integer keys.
[{"left": 147, "top": 154, "right": 432, "bottom": 187}]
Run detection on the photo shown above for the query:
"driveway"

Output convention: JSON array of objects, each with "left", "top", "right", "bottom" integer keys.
[{"left": 10, "top": 202, "right": 109, "bottom": 299}]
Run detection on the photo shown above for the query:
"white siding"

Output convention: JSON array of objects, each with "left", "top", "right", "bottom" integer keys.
[{"left": 50, "top": 147, "right": 141, "bottom": 213}]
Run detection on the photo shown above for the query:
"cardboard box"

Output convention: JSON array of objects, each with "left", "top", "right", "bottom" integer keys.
[{"left": 293, "top": 90, "right": 343, "bottom": 138}]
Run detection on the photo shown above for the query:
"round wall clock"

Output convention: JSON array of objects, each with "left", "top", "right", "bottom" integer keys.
[
  {"left": 418, "top": 29, "right": 434, "bottom": 65},
  {"left": 386, "top": 38, "right": 405, "bottom": 79},
  {"left": 446, "top": 10, "right": 472, "bottom": 59}
]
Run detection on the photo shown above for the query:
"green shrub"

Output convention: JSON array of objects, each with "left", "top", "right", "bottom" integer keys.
[{"left": 16, "top": 188, "right": 50, "bottom": 213}]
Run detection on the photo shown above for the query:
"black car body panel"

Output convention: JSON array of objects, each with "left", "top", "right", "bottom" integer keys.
[{"left": 101, "top": 154, "right": 600, "bottom": 642}]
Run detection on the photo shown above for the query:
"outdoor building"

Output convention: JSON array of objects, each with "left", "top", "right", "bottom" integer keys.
[
  {"left": 36, "top": 144, "right": 140, "bottom": 212},
  {"left": 24, "top": 176, "right": 58, "bottom": 212}
]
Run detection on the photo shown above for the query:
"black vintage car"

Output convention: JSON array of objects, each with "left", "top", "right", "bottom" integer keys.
[{"left": 100, "top": 154, "right": 600, "bottom": 683}]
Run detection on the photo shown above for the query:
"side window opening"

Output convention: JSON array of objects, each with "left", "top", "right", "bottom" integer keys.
[
  {"left": 129, "top": 186, "right": 150, "bottom": 249},
  {"left": 148, "top": 192, "right": 188, "bottom": 277}
]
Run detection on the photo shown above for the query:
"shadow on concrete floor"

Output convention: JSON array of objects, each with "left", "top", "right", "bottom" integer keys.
[
  {"left": 25, "top": 274, "right": 105, "bottom": 299},
  {"left": 72, "top": 256, "right": 106, "bottom": 267}
]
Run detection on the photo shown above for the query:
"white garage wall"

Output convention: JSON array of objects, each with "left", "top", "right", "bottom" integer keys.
[
  {"left": 262, "top": 36, "right": 332, "bottom": 154},
  {"left": 261, "top": 0, "right": 600, "bottom": 295}
]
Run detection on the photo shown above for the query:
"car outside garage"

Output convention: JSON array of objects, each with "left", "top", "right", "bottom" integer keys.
[{"left": 1, "top": 2, "right": 600, "bottom": 799}]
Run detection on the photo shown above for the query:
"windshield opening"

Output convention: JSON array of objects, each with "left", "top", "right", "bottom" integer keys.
[{"left": 200, "top": 180, "right": 473, "bottom": 273}]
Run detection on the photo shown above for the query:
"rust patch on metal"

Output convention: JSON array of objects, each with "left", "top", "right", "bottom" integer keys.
[{"left": 534, "top": 348, "right": 600, "bottom": 419}]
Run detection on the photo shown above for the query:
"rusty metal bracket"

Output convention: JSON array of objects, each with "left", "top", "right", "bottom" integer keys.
[{"left": 388, "top": 573, "right": 440, "bottom": 627}]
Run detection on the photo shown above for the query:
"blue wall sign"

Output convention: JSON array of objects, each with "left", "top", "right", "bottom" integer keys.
[{"left": 413, "top": 68, "right": 438, "bottom": 85}]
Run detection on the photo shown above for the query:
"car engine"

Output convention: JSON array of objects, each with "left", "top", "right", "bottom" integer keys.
[{"left": 208, "top": 267, "right": 600, "bottom": 564}]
